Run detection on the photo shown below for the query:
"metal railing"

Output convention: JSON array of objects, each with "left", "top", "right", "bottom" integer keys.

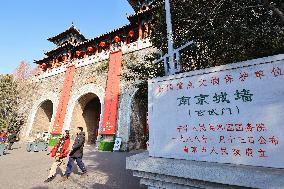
[{"left": 154, "top": 41, "right": 194, "bottom": 75}]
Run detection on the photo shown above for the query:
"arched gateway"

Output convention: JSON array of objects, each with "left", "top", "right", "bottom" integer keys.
[
  {"left": 63, "top": 84, "right": 105, "bottom": 144},
  {"left": 26, "top": 92, "right": 59, "bottom": 138},
  {"left": 70, "top": 93, "right": 101, "bottom": 144}
]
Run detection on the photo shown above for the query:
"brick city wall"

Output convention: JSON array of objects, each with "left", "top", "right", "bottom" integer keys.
[{"left": 19, "top": 46, "right": 155, "bottom": 150}]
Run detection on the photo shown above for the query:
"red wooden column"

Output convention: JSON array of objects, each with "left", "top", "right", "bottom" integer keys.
[
  {"left": 100, "top": 50, "right": 122, "bottom": 135},
  {"left": 51, "top": 65, "right": 76, "bottom": 135}
]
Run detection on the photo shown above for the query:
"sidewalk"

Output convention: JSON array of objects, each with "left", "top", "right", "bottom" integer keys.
[{"left": 0, "top": 142, "right": 146, "bottom": 189}]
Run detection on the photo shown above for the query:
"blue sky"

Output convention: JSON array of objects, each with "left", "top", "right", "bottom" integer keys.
[{"left": 0, "top": 0, "right": 133, "bottom": 74}]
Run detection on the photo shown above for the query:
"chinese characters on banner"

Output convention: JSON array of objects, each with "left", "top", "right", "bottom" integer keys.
[
  {"left": 101, "top": 50, "right": 122, "bottom": 135},
  {"left": 148, "top": 56, "right": 284, "bottom": 168},
  {"left": 51, "top": 65, "right": 76, "bottom": 134}
]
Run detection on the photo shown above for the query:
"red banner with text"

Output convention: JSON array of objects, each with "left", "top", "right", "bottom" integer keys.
[
  {"left": 101, "top": 50, "right": 122, "bottom": 135},
  {"left": 51, "top": 65, "right": 76, "bottom": 134}
]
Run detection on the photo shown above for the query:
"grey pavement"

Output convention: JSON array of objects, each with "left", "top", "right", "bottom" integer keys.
[{"left": 0, "top": 142, "right": 147, "bottom": 189}]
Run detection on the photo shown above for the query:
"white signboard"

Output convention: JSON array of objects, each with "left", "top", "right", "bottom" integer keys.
[
  {"left": 148, "top": 54, "right": 284, "bottom": 168},
  {"left": 113, "top": 137, "right": 122, "bottom": 151}
]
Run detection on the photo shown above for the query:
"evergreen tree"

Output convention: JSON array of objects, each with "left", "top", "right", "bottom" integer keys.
[
  {"left": 123, "top": 0, "right": 284, "bottom": 106},
  {"left": 151, "top": 0, "right": 284, "bottom": 71},
  {"left": 0, "top": 75, "right": 24, "bottom": 132}
]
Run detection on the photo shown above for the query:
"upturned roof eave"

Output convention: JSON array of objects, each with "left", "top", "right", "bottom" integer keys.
[
  {"left": 44, "top": 42, "right": 74, "bottom": 56},
  {"left": 47, "top": 25, "right": 87, "bottom": 43}
]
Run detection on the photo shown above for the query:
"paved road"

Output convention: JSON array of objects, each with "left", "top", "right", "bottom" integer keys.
[{"left": 0, "top": 142, "right": 147, "bottom": 189}]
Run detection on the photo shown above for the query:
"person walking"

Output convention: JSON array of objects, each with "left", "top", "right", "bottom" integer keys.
[
  {"left": 8, "top": 131, "right": 17, "bottom": 150},
  {"left": 0, "top": 130, "right": 4, "bottom": 143},
  {"left": 62, "top": 127, "right": 87, "bottom": 180},
  {"left": 44, "top": 130, "right": 71, "bottom": 183},
  {"left": 2, "top": 131, "right": 7, "bottom": 143}
]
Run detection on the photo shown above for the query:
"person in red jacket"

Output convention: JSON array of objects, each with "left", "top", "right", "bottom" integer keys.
[{"left": 44, "top": 130, "right": 70, "bottom": 183}]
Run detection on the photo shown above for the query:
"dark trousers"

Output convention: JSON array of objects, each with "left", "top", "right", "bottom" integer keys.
[
  {"left": 64, "top": 156, "right": 86, "bottom": 176},
  {"left": 8, "top": 142, "right": 14, "bottom": 150}
]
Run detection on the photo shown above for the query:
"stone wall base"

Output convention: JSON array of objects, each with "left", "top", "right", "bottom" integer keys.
[{"left": 126, "top": 152, "right": 284, "bottom": 189}]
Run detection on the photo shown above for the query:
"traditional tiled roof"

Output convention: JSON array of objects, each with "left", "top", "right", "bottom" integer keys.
[
  {"left": 35, "top": 41, "right": 75, "bottom": 64},
  {"left": 96, "top": 24, "right": 132, "bottom": 39},
  {"left": 127, "top": 7, "right": 157, "bottom": 23},
  {"left": 35, "top": 23, "right": 137, "bottom": 64},
  {"left": 34, "top": 56, "right": 50, "bottom": 64},
  {"left": 47, "top": 24, "right": 86, "bottom": 43},
  {"left": 73, "top": 24, "right": 135, "bottom": 48},
  {"left": 128, "top": 0, "right": 137, "bottom": 11},
  {"left": 36, "top": 4, "right": 150, "bottom": 65},
  {"left": 127, "top": 2, "right": 158, "bottom": 25},
  {"left": 44, "top": 41, "right": 74, "bottom": 56}
]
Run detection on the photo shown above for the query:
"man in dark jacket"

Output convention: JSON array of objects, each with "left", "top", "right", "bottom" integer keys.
[
  {"left": 8, "top": 131, "right": 17, "bottom": 150},
  {"left": 62, "top": 127, "right": 87, "bottom": 180}
]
